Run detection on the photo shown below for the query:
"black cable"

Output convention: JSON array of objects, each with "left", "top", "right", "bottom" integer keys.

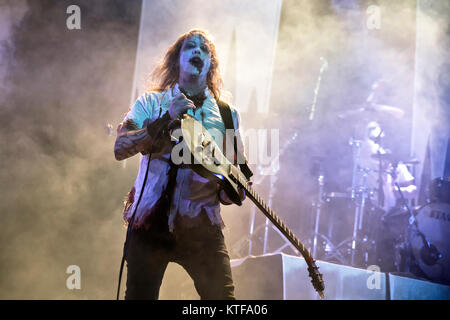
[
  {"left": 116, "top": 153, "right": 151, "bottom": 300},
  {"left": 116, "top": 112, "right": 169, "bottom": 300},
  {"left": 394, "top": 181, "right": 440, "bottom": 274}
]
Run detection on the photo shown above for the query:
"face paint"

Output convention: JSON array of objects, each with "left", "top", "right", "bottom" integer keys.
[{"left": 179, "top": 34, "right": 211, "bottom": 78}]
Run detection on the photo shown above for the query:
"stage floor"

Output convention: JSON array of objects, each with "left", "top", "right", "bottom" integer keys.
[{"left": 159, "top": 253, "right": 450, "bottom": 300}]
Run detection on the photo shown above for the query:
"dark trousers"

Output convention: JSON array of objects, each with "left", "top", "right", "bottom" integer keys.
[{"left": 124, "top": 207, "right": 235, "bottom": 300}]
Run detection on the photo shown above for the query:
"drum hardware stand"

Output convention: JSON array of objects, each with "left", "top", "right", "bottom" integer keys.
[
  {"left": 349, "top": 138, "right": 363, "bottom": 201},
  {"left": 393, "top": 180, "right": 441, "bottom": 277},
  {"left": 242, "top": 219, "right": 298, "bottom": 256},
  {"left": 376, "top": 150, "right": 385, "bottom": 208},
  {"left": 308, "top": 160, "right": 349, "bottom": 265},
  {"left": 248, "top": 205, "right": 256, "bottom": 256},
  {"left": 310, "top": 225, "right": 349, "bottom": 265},
  {"left": 349, "top": 168, "right": 372, "bottom": 266},
  {"left": 246, "top": 132, "right": 298, "bottom": 257},
  {"left": 263, "top": 173, "right": 277, "bottom": 254},
  {"left": 308, "top": 137, "right": 370, "bottom": 266},
  {"left": 346, "top": 138, "right": 373, "bottom": 266},
  {"left": 311, "top": 170, "right": 325, "bottom": 258}
]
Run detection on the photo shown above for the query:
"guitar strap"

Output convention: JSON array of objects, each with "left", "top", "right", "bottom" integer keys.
[{"left": 217, "top": 100, "right": 253, "bottom": 180}]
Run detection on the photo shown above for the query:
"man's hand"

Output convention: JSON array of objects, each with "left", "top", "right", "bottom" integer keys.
[
  {"left": 169, "top": 93, "right": 195, "bottom": 119},
  {"left": 218, "top": 182, "right": 251, "bottom": 205}
]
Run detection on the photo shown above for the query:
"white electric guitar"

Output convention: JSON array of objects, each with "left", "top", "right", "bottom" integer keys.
[{"left": 178, "top": 114, "right": 325, "bottom": 298}]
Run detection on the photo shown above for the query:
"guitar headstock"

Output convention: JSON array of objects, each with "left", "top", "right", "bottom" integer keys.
[{"left": 307, "top": 260, "right": 325, "bottom": 299}]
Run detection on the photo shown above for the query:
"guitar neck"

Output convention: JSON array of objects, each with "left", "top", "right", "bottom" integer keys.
[
  {"left": 182, "top": 115, "right": 324, "bottom": 298},
  {"left": 231, "top": 167, "right": 324, "bottom": 298},
  {"left": 229, "top": 167, "right": 313, "bottom": 263}
]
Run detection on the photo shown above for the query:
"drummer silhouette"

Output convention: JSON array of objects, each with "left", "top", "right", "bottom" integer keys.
[
  {"left": 358, "top": 121, "right": 417, "bottom": 213},
  {"left": 358, "top": 120, "right": 418, "bottom": 272}
]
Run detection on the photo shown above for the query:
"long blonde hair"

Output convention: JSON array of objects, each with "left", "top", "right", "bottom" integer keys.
[{"left": 148, "top": 29, "right": 223, "bottom": 100}]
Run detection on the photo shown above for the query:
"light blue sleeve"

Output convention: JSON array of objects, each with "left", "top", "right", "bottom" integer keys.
[{"left": 122, "top": 92, "right": 157, "bottom": 129}]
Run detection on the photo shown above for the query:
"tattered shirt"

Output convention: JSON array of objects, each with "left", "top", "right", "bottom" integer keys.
[{"left": 120, "top": 84, "right": 244, "bottom": 232}]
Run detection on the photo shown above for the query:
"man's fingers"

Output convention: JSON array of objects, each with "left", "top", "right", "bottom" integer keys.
[
  {"left": 178, "top": 92, "right": 193, "bottom": 101},
  {"left": 181, "top": 101, "right": 195, "bottom": 111},
  {"left": 173, "top": 93, "right": 189, "bottom": 103},
  {"left": 174, "top": 93, "right": 194, "bottom": 105}
]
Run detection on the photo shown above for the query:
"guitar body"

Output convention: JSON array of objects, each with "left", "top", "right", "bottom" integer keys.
[
  {"left": 179, "top": 114, "right": 325, "bottom": 298},
  {"left": 180, "top": 115, "right": 243, "bottom": 205}
]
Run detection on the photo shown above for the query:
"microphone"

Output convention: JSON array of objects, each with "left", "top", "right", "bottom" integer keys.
[{"left": 420, "top": 242, "right": 442, "bottom": 266}]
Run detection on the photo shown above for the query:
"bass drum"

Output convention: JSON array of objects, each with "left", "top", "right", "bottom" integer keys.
[{"left": 411, "top": 202, "right": 450, "bottom": 285}]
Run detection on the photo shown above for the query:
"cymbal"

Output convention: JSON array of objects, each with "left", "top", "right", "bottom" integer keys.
[
  {"left": 337, "top": 107, "right": 366, "bottom": 119},
  {"left": 371, "top": 104, "right": 405, "bottom": 118},
  {"left": 371, "top": 153, "right": 420, "bottom": 165},
  {"left": 338, "top": 103, "right": 404, "bottom": 120},
  {"left": 324, "top": 191, "right": 352, "bottom": 199},
  {"left": 371, "top": 151, "right": 393, "bottom": 161},
  {"left": 402, "top": 158, "right": 420, "bottom": 165}
]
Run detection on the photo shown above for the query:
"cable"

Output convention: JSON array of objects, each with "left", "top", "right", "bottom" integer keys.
[{"left": 115, "top": 111, "right": 168, "bottom": 300}]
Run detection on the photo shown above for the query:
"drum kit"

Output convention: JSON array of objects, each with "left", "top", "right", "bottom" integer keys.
[
  {"left": 228, "top": 87, "right": 450, "bottom": 285},
  {"left": 308, "top": 102, "right": 450, "bottom": 286}
]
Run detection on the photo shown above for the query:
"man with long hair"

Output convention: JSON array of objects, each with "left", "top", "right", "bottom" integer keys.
[{"left": 114, "top": 29, "right": 247, "bottom": 299}]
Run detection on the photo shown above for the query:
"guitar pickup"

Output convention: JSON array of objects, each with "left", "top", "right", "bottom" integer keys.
[{"left": 201, "top": 139, "right": 211, "bottom": 148}]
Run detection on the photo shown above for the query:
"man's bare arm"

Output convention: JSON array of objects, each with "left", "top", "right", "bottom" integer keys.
[
  {"left": 114, "top": 120, "right": 153, "bottom": 161},
  {"left": 114, "top": 113, "right": 174, "bottom": 161}
]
